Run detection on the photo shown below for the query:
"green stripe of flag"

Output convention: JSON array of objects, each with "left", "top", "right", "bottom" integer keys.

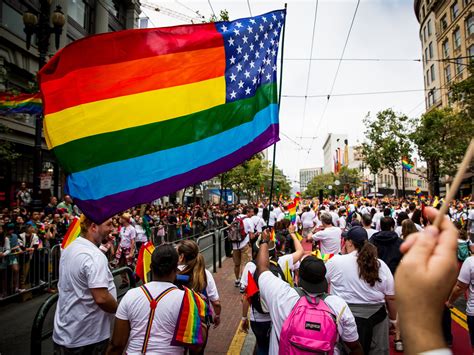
[{"left": 53, "top": 83, "right": 277, "bottom": 174}]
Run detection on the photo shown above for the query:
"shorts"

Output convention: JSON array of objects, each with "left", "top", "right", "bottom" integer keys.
[
  {"left": 232, "top": 243, "right": 250, "bottom": 268},
  {"left": 115, "top": 246, "right": 132, "bottom": 266}
]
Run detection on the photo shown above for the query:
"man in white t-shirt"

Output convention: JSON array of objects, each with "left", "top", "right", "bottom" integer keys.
[
  {"left": 447, "top": 255, "right": 474, "bottom": 347},
  {"left": 251, "top": 207, "right": 266, "bottom": 234},
  {"left": 115, "top": 212, "right": 137, "bottom": 288},
  {"left": 53, "top": 215, "right": 118, "bottom": 353},
  {"left": 273, "top": 203, "right": 283, "bottom": 220},
  {"left": 301, "top": 206, "right": 316, "bottom": 238},
  {"left": 362, "top": 213, "right": 377, "bottom": 239},
  {"left": 232, "top": 207, "right": 255, "bottom": 287},
  {"left": 469, "top": 203, "right": 474, "bottom": 242},
  {"left": 255, "top": 230, "right": 363, "bottom": 355},
  {"left": 309, "top": 213, "right": 342, "bottom": 254},
  {"left": 328, "top": 205, "right": 339, "bottom": 226},
  {"left": 108, "top": 244, "right": 190, "bottom": 354}
]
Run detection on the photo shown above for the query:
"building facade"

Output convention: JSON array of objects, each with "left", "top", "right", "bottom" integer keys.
[
  {"left": 299, "top": 167, "right": 323, "bottom": 192},
  {"left": 415, "top": 0, "right": 473, "bottom": 110},
  {"left": 322, "top": 133, "right": 350, "bottom": 174},
  {"left": 0, "top": 0, "right": 141, "bottom": 207}
]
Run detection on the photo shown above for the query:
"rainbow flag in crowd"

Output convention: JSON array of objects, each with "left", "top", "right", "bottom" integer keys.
[
  {"left": 402, "top": 158, "right": 413, "bottom": 171},
  {"left": 0, "top": 92, "right": 42, "bottom": 115},
  {"left": 39, "top": 10, "right": 285, "bottom": 223},
  {"left": 312, "top": 250, "right": 334, "bottom": 262},
  {"left": 172, "top": 287, "right": 210, "bottom": 346},
  {"left": 135, "top": 241, "right": 155, "bottom": 283},
  {"left": 415, "top": 187, "right": 422, "bottom": 196},
  {"left": 61, "top": 217, "right": 81, "bottom": 249},
  {"left": 288, "top": 201, "right": 297, "bottom": 224}
]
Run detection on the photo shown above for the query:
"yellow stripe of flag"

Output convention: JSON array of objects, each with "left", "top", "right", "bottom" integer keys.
[{"left": 44, "top": 76, "right": 226, "bottom": 149}]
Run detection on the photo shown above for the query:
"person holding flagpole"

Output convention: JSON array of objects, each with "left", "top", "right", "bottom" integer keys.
[{"left": 53, "top": 214, "right": 117, "bottom": 354}]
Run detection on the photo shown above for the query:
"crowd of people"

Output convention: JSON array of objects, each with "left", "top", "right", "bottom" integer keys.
[{"left": 1, "top": 185, "right": 474, "bottom": 354}]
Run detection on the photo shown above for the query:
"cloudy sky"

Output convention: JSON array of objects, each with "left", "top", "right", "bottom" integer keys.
[{"left": 142, "top": 0, "right": 425, "bottom": 188}]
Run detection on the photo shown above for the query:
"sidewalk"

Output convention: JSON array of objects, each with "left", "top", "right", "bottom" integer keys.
[{"left": 206, "top": 256, "right": 251, "bottom": 354}]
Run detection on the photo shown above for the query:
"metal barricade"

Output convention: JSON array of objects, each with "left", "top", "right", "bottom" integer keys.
[
  {"left": 49, "top": 244, "right": 61, "bottom": 288},
  {"left": 0, "top": 248, "right": 51, "bottom": 301},
  {"left": 30, "top": 266, "right": 136, "bottom": 355}
]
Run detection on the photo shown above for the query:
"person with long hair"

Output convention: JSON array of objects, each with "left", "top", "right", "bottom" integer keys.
[
  {"left": 176, "top": 240, "right": 221, "bottom": 329},
  {"left": 401, "top": 219, "right": 418, "bottom": 240},
  {"left": 325, "top": 226, "right": 397, "bottom": 354}
]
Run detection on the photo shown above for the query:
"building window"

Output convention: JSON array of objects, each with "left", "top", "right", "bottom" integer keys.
[
  {"left": 445, "top": 65, "right": 452, "bottom": 82},
  {"left": 428, "top": 91, "right": 434, "bottom": 107},
  {"left": 425, "top": 48, "right": 429, "bottom": 63},
  {"left": 451, "top": 1, "right": 459, "bottom": 20},
  {"left": 428, "top": 42, "right": 433, "bottom": 58},
  {"left": 442, "top": 39, "right": 450, "bottom": 57},
  {"left": 469, "top": 45, "right": 474, "bottom": 62},
  {"left": 441, "top": 14, "right": 448, "bottom": 31},
  {"left": 428, "top": 19, "right": 433, "bottom": 35},
  {"left": 68, "top": 0, "right": 86, "bottom": 27},
  {"left": 453, "top": 27, "right": 461, "bottom": 49},
  {"left": 463, "top": 0, "right": 472, "bottom": 6},
  {"left": 455, "top": 56, "right": 463, "bottom": 74},
  {"left": 426, "top": 70, "right": 430, "bottom": 85},
  {"left": 467, "top": 13, "right": 474, "bottom": 36},
  {"left": 1, "top": 3, "right": 29, "bottom": 40},
  {"left": 430, "top": 64, "right": 435, "bottom": 81},
  {"left": 422, "top": 5, "right": 426, "bottom": 18}
]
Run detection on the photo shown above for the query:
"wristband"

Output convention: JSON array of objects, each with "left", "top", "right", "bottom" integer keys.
[
  {"left": 260, "top": 240, "right": 269, "bottom": 245},
  {"left": 242, "top": 316, "right": 248, "bottom": 321},
  {"left": 389, "top": 318, "right": 397, "bottom": 326}
]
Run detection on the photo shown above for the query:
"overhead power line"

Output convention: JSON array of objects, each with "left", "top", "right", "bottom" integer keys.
[
  {"left": 283, "top": 88, "right": 428, "bottom": 98},
  {"left": 208, "top": 0, "right": 216, "bottom": 17},
  {"left": 306, "top": 0, "right": 361, "bottom": 159},
  {"left": 246, "top": 0, "right": 253, "bottom": 16}
]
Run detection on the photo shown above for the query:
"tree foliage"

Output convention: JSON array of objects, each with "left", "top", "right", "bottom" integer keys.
[
  {"left": 361, "top": 109, "right": 412, "bottom": 197},
  {"left": 0, "top": 124, "right": 20, "bottom": 162},
  {"left": 304, "top": 167, "right": 360, "bottom": 197}
]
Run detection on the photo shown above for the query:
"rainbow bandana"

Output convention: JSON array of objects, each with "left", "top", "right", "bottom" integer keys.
[
  {"left": 172, "top": 287, "right": 211, "bottom": 346},
  {"left": 312, "top": 250, "right": 334, "bottom": 262}
]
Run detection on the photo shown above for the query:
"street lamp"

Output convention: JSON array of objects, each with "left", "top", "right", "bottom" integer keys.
[{"left": 23, "top": 0, "right": 65, "bottom": 210}]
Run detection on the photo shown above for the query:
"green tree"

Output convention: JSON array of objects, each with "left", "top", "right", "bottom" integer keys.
[
  {"left": 361, "top": 109, "right": 412, "bottom": 197},
  {"left": 410, "top": 107, "right": 473, "bottom": 195},
  {"left": 0, "top": 124, "right": 20, "bottom": 162},
  {"left": 337, "top": 166, "right": 361, "bottom": 194},
  {"left": 451, "top": 62, "right": 473, "bottom": 120},
  {"left": 304, "top": 173, "right": 336, "bottom": 197}
]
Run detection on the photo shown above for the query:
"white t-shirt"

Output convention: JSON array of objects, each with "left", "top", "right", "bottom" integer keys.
[
  {"left": 259, "top": 270, "right": 359, "bottom": 355},
  {"left": 274, "top": 207, "right": 283, "bottom": 219},
  {"left": 301, "top": 211, "right": 316, "bottom": 229},
  {"left": 325, "top": 251, "right": 395, "bottom": 304},
  {"left": 329, "top": 211, "right": 339, "bottom": 226},
  {"left": 312, "top": 227, "right": 342, "bottom": 254},
  {"left": 373, "top": 212, "right": 384, "bottom": 230},
  {"left": 337, "top": 216, "right": 347, "bottom": 229},
  {"left": 251, "top": 215, "right": 266, "bottom": 233},
  {"left": 277, "top": 213, "right": 286, "bottom": 222},
  {"left": 134, "top": 224, "right": 148, "bottom": 243},
  {"left": 469, "top": 209, "right": 474, "bottom": 234},
  {"left": 233, "top": 215, "right": 254, "bottom": 250},
  {"left": 268, "top": 211, "right": 277, "bottom": 227},
  {"left": 395, "top": 224, "right": 423, "bottom": 238},
  {"left": 119, "top": 225, "right": 137, "bottom": 248},
  {"left": 458, "top": 256, "right": 474, "bottom": 315},
  {"left": 364, "top": 227, "right": 377, "bottom": 239},
  {"left": 116, "top": 282, "right": 185, "bottom": 354},
  {"left": 53, "top": 237, "right": 117, "bottom": 347},
  {"left": 176, "top": 265, "right": 219, "bottom": 302}
]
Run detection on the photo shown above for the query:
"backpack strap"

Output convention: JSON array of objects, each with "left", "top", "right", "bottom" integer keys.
[{"left": 140, "top": 285, "right": 177, "bottom": 354}]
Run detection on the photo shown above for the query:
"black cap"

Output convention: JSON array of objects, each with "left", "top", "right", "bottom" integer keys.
[
  {"left": 298, "top": 256, "right": 328, "bottom": 294},
  {"left": 342, "top": 226, "right": 368, "bottom": 243}
]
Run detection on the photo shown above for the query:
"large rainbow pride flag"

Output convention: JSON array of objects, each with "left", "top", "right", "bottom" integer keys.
[{"left": 38, "top": 10, "right": 285, "bottom": 223}]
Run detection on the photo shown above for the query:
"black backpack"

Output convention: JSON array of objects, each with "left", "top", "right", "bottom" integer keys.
[{"left": 250, "top": 260, "right": 286, "bottom": 314}]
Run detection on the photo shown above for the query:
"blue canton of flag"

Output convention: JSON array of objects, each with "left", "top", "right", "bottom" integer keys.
[{"left": 216, "top": 10, "right": 286, "bottom": 103}]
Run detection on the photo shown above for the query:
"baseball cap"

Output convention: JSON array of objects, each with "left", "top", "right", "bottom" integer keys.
[
  {"left": 298, "top": 256, "right": 328, "bottom": 294},
  {"left": 342, "top": 226, "right": 368, "bottom": 243}
]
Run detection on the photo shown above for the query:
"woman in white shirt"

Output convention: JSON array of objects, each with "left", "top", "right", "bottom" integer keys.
[
  {"left": 176, "top": 240, "right": 221, "bottom": 329},
  {"left": 326, "top": 226, "right": 397, "bottom": 355}
]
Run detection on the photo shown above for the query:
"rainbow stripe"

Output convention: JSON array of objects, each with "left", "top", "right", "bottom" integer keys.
[
  {"left": 61, "top": 217, "right": 81, "bottom": 249},
  {"left": 415, "top": 187, "right": 422, "bottom": 196},
  {"left": 288, "top": 201, "right": 297, "bottom": 224},
  {"left": 312, "top": 250, "right": 334, "bottom": 262},
  {"left": 402, "top": 159, "right": 413, "bottom": 171},
  {"left": 38, "top": 10, "right": 285, "bottom": 223},
  {"left": 0, "top": 93, "right": 42, "bottom": 115},
  {"left": 173, "top": 287, "right": 210, "bottom": 346}
]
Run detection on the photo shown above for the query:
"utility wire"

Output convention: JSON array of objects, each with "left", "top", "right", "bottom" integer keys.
[
  {"left": 299, "top": 0, "right": 319, "bottom": 146},
  {"left": 306, "top": 0, "right": 361, "bottom": 159},
  {"left": 281, "top": 132, "right": 307, "bottom": 150},
  {"left": 283, "top": 88, "right": 428, "bottom": 98},
  {"left": 175, "top": 0, "right": 204, "bottom": 19},
  {"left": 246, "top": 0, "right": 253, "bottom": 16},
  {"left": 141, "top": 8, "right": 159, "bottom": 28}
]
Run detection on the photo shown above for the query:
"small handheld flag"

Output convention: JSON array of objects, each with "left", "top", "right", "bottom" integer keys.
[
  {"left": 135, "top": 241, "right": 155, "bottom": 283},
  {"left": 284, "top": 260, "right": 294, "bottom": 287},
  {"left": 402, "top": 158, "right": 413, "bottom": 171},
  {"left": 312, "top": 250, "right": 334, "bottom": 262},
  {"left": 61, "top": 217, "right": 81, "bottom": 249},
  {"left": 246, "top": 271, "right": 259, "bottom": 299}
]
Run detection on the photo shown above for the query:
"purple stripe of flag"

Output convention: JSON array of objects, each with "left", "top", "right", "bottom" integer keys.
[{"left": 73, "top": 124, "right": 279, "bottom": 223}]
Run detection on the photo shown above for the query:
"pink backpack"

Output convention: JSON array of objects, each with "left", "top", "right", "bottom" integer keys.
[{"left": 279, "top": 289, "right": 338, "bottom": 355}]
